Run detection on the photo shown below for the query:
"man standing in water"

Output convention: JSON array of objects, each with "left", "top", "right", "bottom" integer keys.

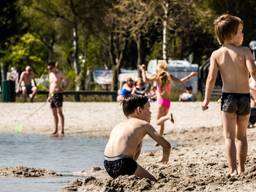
[{"left": 47, "top": 62, "right": 66, "bottom": 136}]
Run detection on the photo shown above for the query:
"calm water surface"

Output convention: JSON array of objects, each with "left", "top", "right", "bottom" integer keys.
[{"left": 0, "top": 133, "right": 155, "bottom": 192}]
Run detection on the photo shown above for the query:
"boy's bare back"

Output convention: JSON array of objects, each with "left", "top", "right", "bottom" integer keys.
[
  {"left": 104, "top": 117, "right": 170, "bottom": 160},
  {"left": 211, "top": 44, "right": 254, "bottom": 93},
  {"left": 104, "top": 118, "right": 148, "bottom": 159}
]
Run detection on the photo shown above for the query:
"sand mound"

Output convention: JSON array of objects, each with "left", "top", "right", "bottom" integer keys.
[
  {"left": 63, "top": 127, "right": 256, "bottom": 192},
  {"left": 0, "top": 166, "right": 61, "bottom": 177}
]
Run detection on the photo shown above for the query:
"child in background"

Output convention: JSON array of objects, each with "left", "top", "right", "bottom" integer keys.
[
  {"left": 179, "top": 86, "right": 194, "bottom": 102},
  {"left": 132, "top": 78, "right": 149, "bottom": 96},
  {"left": 117, "top": 77, "right": 134, "bottom": 102},
  {"left": 139, "top": 62, "right": 197, "bottom": 136}
]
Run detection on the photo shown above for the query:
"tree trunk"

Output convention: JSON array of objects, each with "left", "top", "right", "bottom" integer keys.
[
  {"left": 112, "top": 65, "right": 119, "bottom": 91},
  {"left": 136, "top": 35, "right": 141, "bottom": 77},
  {"left": 162, "top": 2, "right": 168, "bottom": 61},
  {"left": 73, "top": 26, "right": 81, "bottom": 91}
]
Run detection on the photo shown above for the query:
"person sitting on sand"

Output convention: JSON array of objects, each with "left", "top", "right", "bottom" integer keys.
[
  {"left": 117, "top": 77, "right": 134, "bottom": 102},
  {"left": 104, "top": 95, "right": 171, "bottom": 181},
  {"left": 202, "top": 14, "right": 256, "bottom": 176},
  {"left": 179, "top": 86, "right": 194, "bottom": 102},
  {"left": 132, "top": 78, "right": 149, "bottom": 97},
  {"left": 17, "top": 66, "right": 37, "bottom": 102}
]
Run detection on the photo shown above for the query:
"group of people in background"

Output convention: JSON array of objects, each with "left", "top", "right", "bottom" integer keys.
[
  {"left": 7, "top": 63, "right": 67, "bottom": 137},
  {"left": 117, "top": 62, "right": 197, "bottom": 137},
  {"left": 104, "top": 13, "right": 256, "bottom": 181}
]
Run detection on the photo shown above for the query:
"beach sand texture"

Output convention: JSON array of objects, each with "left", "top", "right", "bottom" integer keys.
[
  {"left": 2, "top": 101, "right": 256, "bottom": 191},
  {"left": 64, "top": 126, "right": 256, "bottom": 192},
  {"left": 0, "top": 101, "right": 220, "bottom": 135}
]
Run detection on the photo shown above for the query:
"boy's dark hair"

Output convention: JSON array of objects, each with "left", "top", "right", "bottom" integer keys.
[
  {"left": 214, "top": 14, "right": 243, "bottom": 45},
  {"left": 122, "top": 95, "right": 148, "bottom": 117}
]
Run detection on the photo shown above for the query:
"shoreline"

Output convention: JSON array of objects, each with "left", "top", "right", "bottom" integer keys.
[{"left": 1, "top": 102, "right": 256, "bottom": 192}]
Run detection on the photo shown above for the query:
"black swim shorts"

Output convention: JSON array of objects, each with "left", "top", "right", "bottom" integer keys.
[
  {"left": 50, "top": 93, "right": 63, "bottom": 108},
  {"left": 221, "top": 92, "right": 250, "bottom": 115},
  {"left": 25, "top": 84, "right": 33, "bottom": 94},
  {"left": 104, "top": 155, "right": 137, "bottom": 178}
]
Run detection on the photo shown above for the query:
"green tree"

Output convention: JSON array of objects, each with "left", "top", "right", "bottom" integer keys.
[
  {"left": 0, "top": 0, "right": 25, "bottom": 80},
  {"left": 2, "top": 33, "right": 47, "bottom": 75},
  {"left": 206, "top": 0, "right": 256, "bottom": 45},
  {"left": 21, "top": 0, "right": 112, "bottom": 90}
]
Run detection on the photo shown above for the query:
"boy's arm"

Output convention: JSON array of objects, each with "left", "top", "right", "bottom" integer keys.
[
  {"left": 202, "top": 52, "right": 219, "bottom": 110},
  {"left": 146, "top": 125, "right": 171, "bottom": 163},
  {"left": 245, "top": 48, "right": 256, "bottom": 80}
]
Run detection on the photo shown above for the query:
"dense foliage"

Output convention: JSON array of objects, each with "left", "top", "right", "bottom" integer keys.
[{"left": 0, "top": 0, "right": 255, "bottom": 90}]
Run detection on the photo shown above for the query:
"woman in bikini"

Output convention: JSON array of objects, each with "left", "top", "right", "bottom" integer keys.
[{"left": 139, "top": 61, "right": 197, "bottom": 136}]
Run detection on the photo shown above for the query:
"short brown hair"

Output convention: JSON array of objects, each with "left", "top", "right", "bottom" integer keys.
[
  {"left": 214, "top": 14, "right": 243, "bottom": 45},
  {"left": 122, "top": 95, "right": 148, "bottom": 117}
]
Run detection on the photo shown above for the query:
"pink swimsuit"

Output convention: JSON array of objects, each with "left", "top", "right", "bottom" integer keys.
[{"left": 157, "top": 83, "right": 171, "bottom": 109}]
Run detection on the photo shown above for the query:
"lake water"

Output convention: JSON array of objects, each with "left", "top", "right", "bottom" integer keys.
[{"left": 0, "top": 133, "right": 156, "bottom": 192}]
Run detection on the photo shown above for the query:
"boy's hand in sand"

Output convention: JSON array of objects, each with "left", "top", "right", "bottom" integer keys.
[{"left": 159, "top": 156, "right": 169, "bottom": 164}]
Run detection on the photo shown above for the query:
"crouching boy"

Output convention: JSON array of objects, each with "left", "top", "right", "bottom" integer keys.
[{"left": 104, "top": 95, "right": 171, "bottom": 181}]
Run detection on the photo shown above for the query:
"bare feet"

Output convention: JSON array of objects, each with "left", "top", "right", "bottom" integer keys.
[
  {"left": 51, "top": 131, "right": 58, "bottom": 137},
  {"left": 227, "top": 170, "right": 238, "bottom": 177}
]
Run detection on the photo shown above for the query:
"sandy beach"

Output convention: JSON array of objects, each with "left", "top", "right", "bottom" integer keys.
[
  {"left": 0, "top": 101, "right": 221, "bottom": 135},
  {"left": 63, "top": 126, "right": 256, "bottom": 192},
  {"left": 2, "top": 101, "right": 256, "bottom": 192}
]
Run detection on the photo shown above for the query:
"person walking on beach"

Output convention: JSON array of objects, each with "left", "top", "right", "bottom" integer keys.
[
  {"left": 139, "top": 62, "right": 197, "bottom": 136},
  {"left": 104, "top": 95, "right": 171, "bottom": 181},
  {"left": 202, "top": 14, "right": 256, "bottom": 176},
  {"left": 47, "top": 62, "right": 66, "bottom": 136},
  {"left": 17, "top": 65, "right": 37, "bottom": 102}
]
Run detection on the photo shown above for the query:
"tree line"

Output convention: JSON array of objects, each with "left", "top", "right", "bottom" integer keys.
[{"left": 1, "top": 0, "right": 256, "bottom": 91}]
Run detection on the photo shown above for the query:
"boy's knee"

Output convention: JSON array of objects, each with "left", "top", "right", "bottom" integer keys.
[
  {"left": 236, "top": 134, "right": 247, "bottom": 141},
  {"left": 224, "top": 132, "right": 236, "bottom": 140}
]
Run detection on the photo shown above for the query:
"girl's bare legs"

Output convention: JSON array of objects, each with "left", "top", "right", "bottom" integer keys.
[
  {"left": 236, "top": 114, "right": 249, "bottom": 175},
  {"left": 157, "top": 106, "right": 168, "bottom": 136},
  {"left": 57, "top": 107, "right": 65, "bottom": 135},
  {"left": 222, "top": 112, "right": 238, "bottom": 175},
  {"left": 157, "top": 110, "right": 174, "bottom": 125},
  {"left": 51, "top": 108, "right": 58, "bottom": 135}
]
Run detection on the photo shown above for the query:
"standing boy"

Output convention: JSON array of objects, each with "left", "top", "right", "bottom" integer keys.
[
  {"left": 47, "top": 62, "right": 66, "bottom": 136},
  {"left": 202, "top": 14, "right": 256, "bottom": 176},
  {"left": 104, "top": 95, "right": 171, "bottom": 181}
]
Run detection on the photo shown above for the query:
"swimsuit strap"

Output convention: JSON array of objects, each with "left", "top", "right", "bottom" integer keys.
[{"left": 104, "top": 154, "right": 131, "bottom": 161}]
